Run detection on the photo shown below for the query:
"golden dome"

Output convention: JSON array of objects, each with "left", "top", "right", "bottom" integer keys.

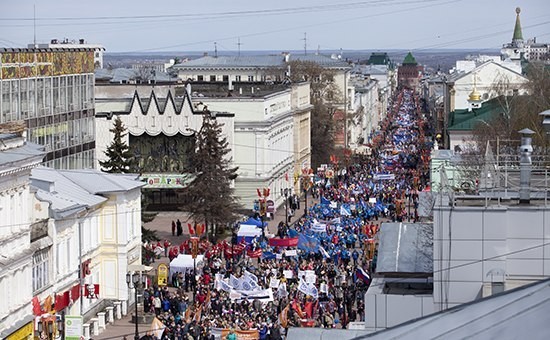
[{"left": 469, "top": 89, "right": 481, "bottom": 102}]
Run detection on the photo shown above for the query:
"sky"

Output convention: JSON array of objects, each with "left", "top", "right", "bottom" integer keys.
[{"left": 1, "top": 0, "right": 549, "bottom": 53}]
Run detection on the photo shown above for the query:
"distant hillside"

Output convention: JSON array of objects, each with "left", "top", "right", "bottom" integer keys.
[{"left": 103, "top": 49, "right": 499, "bottom": 73}]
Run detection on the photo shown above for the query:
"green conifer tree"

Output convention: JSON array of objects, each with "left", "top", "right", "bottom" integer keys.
[
  {"left": 100, "top": 116, "right": 134, "bottom": 173},
  {"left": 184, "top": 112, "right": 242, "bottom": 241}
]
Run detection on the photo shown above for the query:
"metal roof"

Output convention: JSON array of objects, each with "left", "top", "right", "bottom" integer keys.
[
  {"left": 0, "top": 139, "right": 44, "bottom": 169},
  {"left": 95, "top": 68, "right": 176, "bottom": 83},
  {"left": 59, "top": 168, "right": 145, "bottom": 194},
  {"left": 363, "top": 278, "right": 550, "bottom": 340},
  {"left": 31, "top": 167, "right": 144, "bottom": 219},
  {"left": 377, "top": 222, "right": 433, "bottom": 274},
  {"left": 172, "top": 54, "right": 350, "bottom": 69}
]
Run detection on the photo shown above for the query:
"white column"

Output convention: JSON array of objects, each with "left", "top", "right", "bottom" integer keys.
[
  {"left": 106, "top": 306, "right": 114, "bottom": 323},
  {"left": 83, "top": 324, "right": 90, "bottom": 340},
  {"left": 114, "top": 301, "right": 122, "bottom": 319},
  {"left": 90, "top": 318, "right": 99, "bottom": 336},
  {"left": 121, "top": 300, "right": 128, "bottom": 316},
  {"left": 97, "top": 312, "right": 106, "bottom": 331}
]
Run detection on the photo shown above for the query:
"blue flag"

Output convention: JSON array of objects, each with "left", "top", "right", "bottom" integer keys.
[
  {"left": 321, "top": 196, "right": 331, "bottom": 205},
  {"left": 298, "top": 233, "right": 320, "bottom": 253}
]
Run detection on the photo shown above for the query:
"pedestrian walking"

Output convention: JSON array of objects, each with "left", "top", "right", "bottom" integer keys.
[
  {"left": 176, "top": 219, "right": 183, "bottom": 236},
  {"left": 172, "top": 220, "right": 176, "bottom": 236}
]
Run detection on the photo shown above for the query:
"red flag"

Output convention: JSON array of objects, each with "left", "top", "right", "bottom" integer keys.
[
  {"left": 188, "top": 223, "right": 195, "bottom": 235},
  {"left": 257, "top": 188, "right": 262, "bottom": 197},
  {"left": 285, "top": 173, "right": 289, "bottom": 182},
  {"left": 246, "top": 248, "right": 262, "bottom": 258},
  {"left": 32, "top": 296, "right": 43, "bottom": 316}
]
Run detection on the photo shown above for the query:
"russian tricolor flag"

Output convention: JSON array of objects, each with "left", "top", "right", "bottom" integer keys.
[{"left": 356, "top": 267, "right": 371, "bottom": 284}]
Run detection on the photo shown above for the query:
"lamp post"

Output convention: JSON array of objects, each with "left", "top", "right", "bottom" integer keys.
[
  {"left": 301, "top": 167, "right": 313, "bottom": 216},
  {"left": 281, "top": 188, "right": 290, "bottom": 224},
  {"left": 540, "top": 109, "right": 550, "bottom": 136},
  {"left": 126, "top": 272, "right": 146, "bottom": 340}
]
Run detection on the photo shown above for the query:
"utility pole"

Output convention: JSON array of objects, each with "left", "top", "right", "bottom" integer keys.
[
  {"left": 302, "top": 32, "right": 307, "bottom": 55},
  {"left": 214, "top": 42, "right": 218, "bottom": 58}
]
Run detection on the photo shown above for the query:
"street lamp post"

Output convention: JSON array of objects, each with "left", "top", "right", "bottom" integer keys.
[
  {"left": 126, "top": 272, "right": 146, "bottom": 340},
  {"left": 301, "top": 168, "right": 313, "bottom": 216},
  {"left": 281, "top": 188, "right": 290, "bottom": 224},
  {"left": 540, "top": 109, "right": 550, "bottom": 136}
]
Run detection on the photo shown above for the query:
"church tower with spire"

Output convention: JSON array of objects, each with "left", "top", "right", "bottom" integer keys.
[{"left": 501, "top": 7, "right": 525, "bottom": 62}]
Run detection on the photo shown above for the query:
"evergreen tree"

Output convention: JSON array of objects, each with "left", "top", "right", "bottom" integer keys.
[
  {"left": 100, "top": 116, "right": 134, "bottom": 173},
  {"left": 184, "top": 113, "right": 242, "bottom": 241}
]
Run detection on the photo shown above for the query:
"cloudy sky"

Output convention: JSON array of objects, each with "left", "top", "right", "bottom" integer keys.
[{"left": 1, "top": 0, "right": 549, "bottom": 53}]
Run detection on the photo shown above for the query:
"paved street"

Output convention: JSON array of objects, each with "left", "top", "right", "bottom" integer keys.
[{"left": 96, "top": 195, "right": 314, "bottom": 339}]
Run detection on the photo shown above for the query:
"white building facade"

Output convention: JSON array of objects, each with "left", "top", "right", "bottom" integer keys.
[
  {"left": 198, "top": 83, "right": 312, "bottom": 209},
  {"left": 0, "top": 134, "right": 44, "bottom": 340},
  {"left": 30, "top": 167, "right": 144, "bottom": 336}
]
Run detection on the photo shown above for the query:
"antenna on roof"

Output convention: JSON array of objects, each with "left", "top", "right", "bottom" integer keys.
[
  {"left": 302, "top": 32, "right": 307, "bottom": 55},
  {"left": 214, "top": 42, "right": 218, "bottom": 58},
  {"left": 33, "top": 5, "right": 36, "bottom": 47},
  {"left": 237, "top": 37, "right": 243, "bottom": 57}
]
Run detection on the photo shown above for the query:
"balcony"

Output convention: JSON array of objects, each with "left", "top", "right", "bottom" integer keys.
[{"left": 30, "top": 219, "right": 49, "bottom": 242}]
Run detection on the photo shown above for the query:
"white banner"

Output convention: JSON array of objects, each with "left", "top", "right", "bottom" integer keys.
[
  {"left": 285, "top": 249, "right": 298, "bottom": 257},
  {"left": 298, "top": 270, "right": 316, "bottom": 284},
  {"left": 270, "top": 278, "right": 280, "bottom": 288}
]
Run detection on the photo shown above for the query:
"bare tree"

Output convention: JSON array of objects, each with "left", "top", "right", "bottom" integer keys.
[
  {"left": 287, "top": 60, "right": 343, "bottom": 167},
  {"left": 472, "top": 63, "right": 550, "bottom": 153}
]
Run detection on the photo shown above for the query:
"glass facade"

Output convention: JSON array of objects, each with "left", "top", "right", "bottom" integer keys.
[{"left": 0, "top": 72, "right": 95, "bottom": 169}]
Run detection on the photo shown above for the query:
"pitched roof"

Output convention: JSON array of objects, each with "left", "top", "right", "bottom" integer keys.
[
  {"left": 364, "top": 278, "right": 550, "bottom": 339},
  {"left": 513, "top": 7, "right": 523, "bottom": 41},
  {"left": 402, "top": 52, "right": 417, "bottom": 65},
  {"left": 31, "top": 167, "right": 145, "bottom": 219},
  {"left": 447, "top": 96, "right": 511, "bottom": 131},
  {"left": 367, "top": 52, "right": 393, "bottom": 66}
]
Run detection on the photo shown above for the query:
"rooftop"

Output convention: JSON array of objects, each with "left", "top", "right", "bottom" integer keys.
[
  {"left": 447, "top": 96, "right": 509, "bottom": 131},
  {"left": 31, "top": 167, "right": 145, "bottom": 219},
  {"left": 0, "top": 135, "right": 44, "bottom": 169},
  {"left": 402, "top": 52, "right": 418, "bottom": 65},
  {"left": 377, "top": 222, "right": 433, "bottom": 275},
  {"left": 172, "top": 53, "right": 351, "bottom": 70},
  {"left": 363, "top": 278, "right": 550, "bottom": 340}
]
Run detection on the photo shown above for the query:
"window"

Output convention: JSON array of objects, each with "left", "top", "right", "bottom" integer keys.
[
  {"left": 1, "top": 81, "right": 10, "bottom": 121},
  {"left": 235, "top": 75, "right": 241, "bottom": 82},
  {"left": 248, "top": 75, "right": 254, "bottom": 82},
  {"left": 210, "top": 75, "right": 216, "bottom": 82},
  {"left": 33, "top": 248, "right": 50, "bottom": 292},
  {"left": 222, "top": 75, "right": 229, "bottom": 82},
  {"left": 197, "top": 75, "right": 204, "bottom": 81}
]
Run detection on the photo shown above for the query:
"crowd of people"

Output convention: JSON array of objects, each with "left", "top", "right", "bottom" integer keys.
[{"left": 141, "top": 89, "right": 432, "bottom": 340}]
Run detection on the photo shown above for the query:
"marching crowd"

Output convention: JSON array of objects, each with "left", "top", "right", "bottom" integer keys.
[{"left": 141, "top": 89, "right": 432, "bottom": 340}]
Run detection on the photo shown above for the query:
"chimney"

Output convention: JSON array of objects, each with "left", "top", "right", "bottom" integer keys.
[
  {"left": 79, "top": 38, "right": 85, "bottom": 44},
  {"left": 518, "top": 128, "right": 534, "bottom": 204}
]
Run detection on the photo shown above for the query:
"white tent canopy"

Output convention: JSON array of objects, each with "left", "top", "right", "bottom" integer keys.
[
  {"left": 169, "top": 254, "right": 204, "bottom": 277},
  {"left": 238, "top": 224, "right": 262, "bottom": 237}
]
